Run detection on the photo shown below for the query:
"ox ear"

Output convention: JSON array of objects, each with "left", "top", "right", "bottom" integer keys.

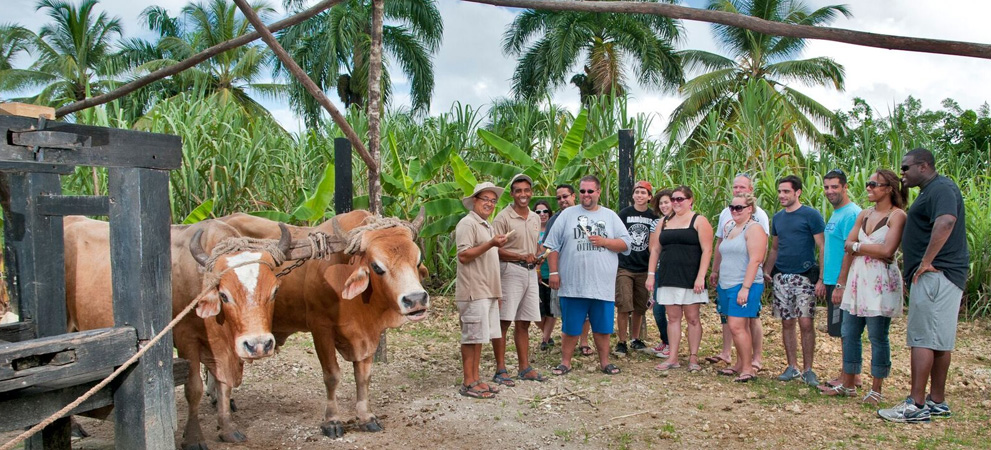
[
  {"left": 196, "top": 288, "right": 222, "bottom": 318},
  {"left": 341, "top": 266, "right": 370, "bottom": 300},
  {"left": 418, "top": 263, "right": 429, "bottom": 281}
]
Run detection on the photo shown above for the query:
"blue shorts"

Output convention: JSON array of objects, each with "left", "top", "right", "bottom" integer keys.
[
  {"left": 717, "top": 284, "right": 764, "bottom": 318},
  {"left": 559, "top": 297, "right": 614, "bottom": 336}
]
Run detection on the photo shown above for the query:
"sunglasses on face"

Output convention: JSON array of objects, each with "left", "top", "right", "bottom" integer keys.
[
  {"left": 901, "top": 162, "right": 922, "bottom": 172},
  {"left": 579, "top": 189, "right": 597, "bottom": 194},
  {"left": 728, "top": 204, "right": 748, "bottom": 212},
  {"left": 670, "top": 197, "right": 688, "bottom": 203},
  {"left": 535, "top": 209, "right": 550, "bottom": 214},
  {"left": 865, "top": 181, "right": 888, "bottom": 189}
]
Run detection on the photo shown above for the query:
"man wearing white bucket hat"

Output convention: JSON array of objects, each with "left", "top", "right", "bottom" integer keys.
[{"left": 455, "top": 182, "right": 510, "bottom": 399}]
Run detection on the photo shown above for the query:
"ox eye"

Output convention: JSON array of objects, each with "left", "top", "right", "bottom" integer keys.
[
  {"left": 219, "top": 292, "right": 230, "bottom": 304},
  {"left": 371, "top": 262, "right": 385, "bottom": 275}
]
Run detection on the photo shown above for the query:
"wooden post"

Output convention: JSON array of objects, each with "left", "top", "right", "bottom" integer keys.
[
  {"left": 107, "top": 167, "right": 176, "bottom": 450},
  {"left": 618, "top": 129, "right": 634, "bottom": 210},
  {"left": 334, "top": 137, "right": 353, "bottom": 215}
]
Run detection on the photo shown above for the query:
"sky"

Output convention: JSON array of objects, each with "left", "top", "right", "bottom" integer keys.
[{"left": 9, "top": 0, "right": 991, "bottom": 140}]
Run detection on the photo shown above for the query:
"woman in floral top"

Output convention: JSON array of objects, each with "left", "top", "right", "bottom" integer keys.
[{"left": 822, "top": 169, "right": 907, "bottom": 406}]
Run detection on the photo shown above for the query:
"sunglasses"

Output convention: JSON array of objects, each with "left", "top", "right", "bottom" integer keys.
[
  {"left": 865, "top": 180, "right": 889, "bottom": 189},
  {"left": 728, "top": 204, "right": 748, "bottom": 212},
  {"left": 535, "top": 209, "right": 550, "bottom": 214},
  {"left": 901, "top": 162, "right": 922, "bottom": 172},
  {"left": 827, "top": 168, "right": 846, "bottom": 176},
  {"left": 670, "top": 197, "right": 688, "bottom": 203},
  {"left": 579, "top": 189, "right": 597, "bottom": 194}
]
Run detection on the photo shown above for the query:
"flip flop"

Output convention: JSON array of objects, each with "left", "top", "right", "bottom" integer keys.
[
  {"left": 751, "top": 362, "right": 763, "bottom": 373},
  {"left": 718, "top": 368, "right": 739, "bottom": 376},
  {"left": 655, "top": 361, "right": 681, "bottom": 371},
  {"left": 459, "top": 381, "right": 495, "bottom": 399},
  {"left": 579, "top": 345, "right": 594, "bottom": 356},
  {"left": 492, "top": 369, "right": 516, "bottom": 387},
  {"left": 518, "top": 366, "right": 547, "bottom": 382},
  {"left": 704, "top": 355, "right": 730, "bottom": 364},
  {"left": 601, "top": 364, "right": 621, "bottom": 375},
  {"left": 733, "top": 374, "right": 756, "bottom": 383},
  {"left": 551, "top": 364, "right": 572, "bottom": 376},
  {"left": 687, "top": 363, "right": 702, "bottom": 373}
]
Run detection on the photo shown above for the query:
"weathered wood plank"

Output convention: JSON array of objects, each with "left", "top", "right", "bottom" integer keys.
[
  {"left": 108, "top": 167, "right": 176, "bottom": 450},
  {"left": 0, "top": 320, "right": 34, "bottom": 343},
  {"left": 0, "top": 102, "right": 55, "bottom": 120},
  {"left": 0, "top": 161, "right": 75, "bottom": 174},
  {"left": 37, "top": 195, "right": 110, "bottom": 217},
  {"left": 0, "top": 116, "right": 181, "bottom": 170},
  {"left": 0, "top": 327, "right": 136, "bottom": 393}
]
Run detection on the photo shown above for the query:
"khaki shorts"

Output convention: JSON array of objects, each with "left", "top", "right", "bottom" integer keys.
[
  {"left": 615, "top": 268, "right": 650, "bottom": 314},
  {"left": 499, "top": 263, "right": 542, "bottom": 322},
  {"left": 457, "top": 298, "right": 501, "bottom": 344},
  {"left": 906, "top": 272, "right": 962, "bottom": 351}
]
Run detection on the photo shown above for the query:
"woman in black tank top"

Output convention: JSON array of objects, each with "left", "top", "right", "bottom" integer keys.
[{"left": 651, "top": 186, "right": 714, "bottom": 372}]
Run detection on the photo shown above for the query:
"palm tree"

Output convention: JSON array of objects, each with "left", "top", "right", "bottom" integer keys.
[
  {"left": 502, "top": 2, "right": 683, "bottom": 104},
  {"left": 277, "top": 0, "right": 443, "bottom": 128},
  {"left": 7, "top": 0, "right": 123, "bottom": 108},
  {"left": 0, "top": 23, "right": 38, "bottom": 95},
  {"left": 669, "top": 0, "right": 851, "bottom": 147}
]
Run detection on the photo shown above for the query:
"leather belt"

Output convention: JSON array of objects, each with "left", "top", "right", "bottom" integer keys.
[{"left": 507, "top": 260, "right": 536, "bottom": 270}]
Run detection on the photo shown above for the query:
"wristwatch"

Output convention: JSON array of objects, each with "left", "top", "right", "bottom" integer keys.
[{"left": 835, "top": 283, "right": 845, "bottom": 290}]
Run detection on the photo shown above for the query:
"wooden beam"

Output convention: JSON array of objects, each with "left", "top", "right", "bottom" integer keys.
[
  {"left": 232, "top": 0, "right": 376, "bottom": 171},
  {"left": 0, "top": 327, "right": 136, "bottom": 393},
  {"left": 54, "top": 0, "right": 348, "bottom": 118},
  {"left": 37, "top": 195, "right": 110, "bottom": 217},
  {"left": 463, "top": 0, "right": 991, "bottom": 60},
  {"left": 0, "top": 320, "right": 34, "bottom": 343},
  {"left": 0, "top": 103, "right": 55, "bottom": 120}
]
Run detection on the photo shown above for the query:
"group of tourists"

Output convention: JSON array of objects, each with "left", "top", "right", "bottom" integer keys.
[{"left": 453, "top": 148, "right": 968, "bottom": 424}]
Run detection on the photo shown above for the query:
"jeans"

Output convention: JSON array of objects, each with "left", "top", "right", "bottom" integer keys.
[
  {"left": 652, "top": 302, "right": 668, "bottom": 345},
  {"left": 841, "top": 312, "right": 892, "bottom": 378}
]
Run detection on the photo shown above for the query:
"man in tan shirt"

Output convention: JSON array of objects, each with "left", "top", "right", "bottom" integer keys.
[
  {"left": 455, "top": 182, "right": 508, "bottom": 399},
  {"left": 491, "top": 173, "right": 546, "bottom": 384}
]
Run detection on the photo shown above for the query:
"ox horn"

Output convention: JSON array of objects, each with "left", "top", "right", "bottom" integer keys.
[
  {"left": 409, "top": 207, "right": 426, "bottom": 236},
  {"left": 277, "top": 223, "right": 292, "bottom": 258},
  {"left": 189, "top": 229, "right": 210, "bottom": 267}
]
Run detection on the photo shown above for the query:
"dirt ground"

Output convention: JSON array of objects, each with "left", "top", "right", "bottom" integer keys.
[{"left": 8, "top": 295, "right": 991, "bottom": 449}]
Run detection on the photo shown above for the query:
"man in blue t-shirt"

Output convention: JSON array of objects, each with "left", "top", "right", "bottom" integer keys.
[
  {"left": 819, "top": 169, "right": 862, "bottom": 389},
  {"left": 764, "top": 175, "right": 826, "bottom": 386}
]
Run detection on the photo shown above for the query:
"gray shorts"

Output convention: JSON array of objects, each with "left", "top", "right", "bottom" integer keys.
[
  {"left": 499, "top": 263, "right": 542, "bottom": 322},
  {"left": 906, "top": 272, "right": 962, "bottom": 351},
  {"left": 457, "top": 298, "right": 501, "bottom": 344}
]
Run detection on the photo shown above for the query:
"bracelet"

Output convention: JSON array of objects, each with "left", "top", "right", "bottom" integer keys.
[
  {"left": 648, "top": 271, "right": 655, "bottom": 275},
  {"left": 853, "top": 242, "right": 861, "bottom": 252},
  {"left": 549, "top": 272, "right": 559, "bottom": 276}
]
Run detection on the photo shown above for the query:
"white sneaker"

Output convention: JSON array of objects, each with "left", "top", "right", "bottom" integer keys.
[{"left": 652, "top": 344, "right": 670, "bottom": 358}]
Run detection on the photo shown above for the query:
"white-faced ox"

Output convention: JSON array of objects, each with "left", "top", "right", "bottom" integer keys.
[
  {"left": 63, "top": 216, "right": 294, "bottom": 449},
  {"left": 220, "top": 210, "right": 428, "bottom": 437}
]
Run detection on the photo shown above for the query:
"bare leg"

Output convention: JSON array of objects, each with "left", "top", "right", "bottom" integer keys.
[
  {"left": 579, "top": 320, "right": 591, "bottom": 348},
  {"left": 910, "top": 347, "right": 935, "bottom": 405},
  {"left": 750, "top": 318, "right": 764, "bottom": 368},
  {"left": 593, "top": 332, "right": 612, "bottom": 369},
  {"left": 798, "top": 317, "right": 816, "bottom": 372},
  {"left": 616, "top": 310, "right": 629, "bottom": 343},
  {"left": 560, "top": 333, "right": 578, "bottom": 370},
  {"left": 631, "top": 311, "right": 645, "bottom": 341},
  {"left": 930, "top": 350, "right": 952, "bottom": 403},
  {"left": 514, "top": 320, "right": 532, "bottom": 371},
  {"left": 665, "top": 305, "right": 683, "bottom": 365},
  {"left": 685, "top": 304, "right": 702, "bottom": 366},
  {"left": 718, "top": 323, "right": 733, "bottom": 361},
  {"left": 493, "top": 321, "right": 510, "bottom": 371},
  {"left": 781, "top": 318, "right": 798, "bottom": 368},
  {"left": 728, "top": 316, "right": 752, "bottom": 375},
  {"left": 461, "top": 344, "right": 478, "bottom": 386}
]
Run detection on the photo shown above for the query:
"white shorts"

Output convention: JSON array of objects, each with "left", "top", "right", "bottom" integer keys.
[{"left": 656, "top": 286, "right": 709, "bottom": 306}]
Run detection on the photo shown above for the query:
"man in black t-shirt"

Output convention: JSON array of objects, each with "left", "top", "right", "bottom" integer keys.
[
  {"left": 613, "top": 181, "right": 659, "bottom": 356},
  {"left": 879, "top": 148, "right": 969, "bottom": 424}
]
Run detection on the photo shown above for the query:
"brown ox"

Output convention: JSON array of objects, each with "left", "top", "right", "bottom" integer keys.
[
  {"left": 220, "top": 210, "right": 428, "bottom": 437},
  {"left": 63, "top": 216, "right": 293, "bottom": 450}
]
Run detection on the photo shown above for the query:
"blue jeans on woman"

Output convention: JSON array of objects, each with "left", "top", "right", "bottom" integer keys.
[
  {"left": 841, "top": 312, "right": 892, "bottom": 378},
  {"left": 652, "top": 302, "right": 668, "bottom": 345}
]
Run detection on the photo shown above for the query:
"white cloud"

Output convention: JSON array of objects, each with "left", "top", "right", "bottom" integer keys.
[{"left": 9, "top": 0, "right": 991, "bottom": 138}]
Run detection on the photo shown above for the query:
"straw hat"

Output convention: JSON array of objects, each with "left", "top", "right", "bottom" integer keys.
[{"left": 462, "top": 182, "right": 505, "bottom": 210}]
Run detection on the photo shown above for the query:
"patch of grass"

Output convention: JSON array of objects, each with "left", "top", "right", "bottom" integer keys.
[
  {"left": 612, "top": 432, "right": 634, "bottom": 450},
  {"left": 915, "top": 429, "right": 974, "bottom": 449},
  {"left": 553, "top": 429, "right": 572, "bottom": 442}
]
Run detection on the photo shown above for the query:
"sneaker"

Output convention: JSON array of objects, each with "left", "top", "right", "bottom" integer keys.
[
  {"left": 878, "top": 397, "right": 931, "bottom": 423},
  {"left": 613, "top": 341, "right": 628, "bottom": 357},
  {"left": 630, "top": 339, "right": 647, "bottom": 351},
  {"left": 777, "top": 366, "right": 801, "bottom": 382},
  {"left": 926, "top": 395, "right": 952, "bottom": 417},
  {"left": 801, "top": 369, "right": 819, "bottom": 387},
  {"left": 651, "top": 343, "right": 670, "bottom": 358}
]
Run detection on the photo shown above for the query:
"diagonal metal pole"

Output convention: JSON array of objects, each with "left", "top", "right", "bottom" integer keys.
[
  {"left": 233, "top": 0, "right": 375, "bottom": 170},
  {"left": 56, "top": 0, "right": 347, "bottom": 118}
]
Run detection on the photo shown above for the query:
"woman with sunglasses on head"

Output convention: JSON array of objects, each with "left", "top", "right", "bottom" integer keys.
[
  {"left": 534, "top": 200, "right": 557, "bottom": 350},
  {"left": 822, "top": 169, "right": 907, "bottom": 405},
  {"left": 646, "top": 189, "right": 675, "bottom": 357},
  {"left": 648, "top": 186, "right": 714, "bottom": 372},
  {"left": 713, "top": 193, "right": 767, "bottom": 382}
]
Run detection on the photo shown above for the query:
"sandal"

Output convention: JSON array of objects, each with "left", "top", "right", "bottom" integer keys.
[
  {"left": 492, "top": 369, "right": 517, "bottom": 387},
  {"left": 579, "top": 345, "right": 594, "bottom": 356},
  {"left": 704, "top": 355, "right": 730, "bottom": 364},
  {"left": 718, "top": 368, "right": 739, "bottom": 377},
  {"left": 601, "top": 364, "right": 621, "bottom": 375},
  {"left": 459, "top": 381, "right": 495, "bottom": 399},
  {"left": 862, "top": 389, "right": 884, "bottom": 406},
  {"left": 655, "top": 361, "right": 681, "bottom": 371},
  {"left": 477, "top": 381, "right": 499, "bottom": 394},
  {"left": 687, "top": 363, "right": 702, "bottom": 373},
  {"left": 539, "top": 341, "right": 550, "bottom": 351},
  {"left": 551, "top": 364, "right": 572, "bottom": 376},
  {"left": 751, "top": 362, "right": 763, "bottom": 373},
  {"left": 825, "top": 376, "right": 862, "bottom": 388},
  {"left": 734, "top": 373, "right": 756, "bottom": 383},
  {"left": 819, "top": 384, "right": 857, "bottom": 397},
  {"left": 518, "top": 366, "right": 547, "bottom": 382}
]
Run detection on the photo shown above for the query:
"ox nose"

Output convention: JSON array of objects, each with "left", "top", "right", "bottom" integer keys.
[
  {"left": 402, "top": 291, "right": 429, "bottom": 309},
  {"left": 240, "top": 334, "right": 276, "bottom": 358}
]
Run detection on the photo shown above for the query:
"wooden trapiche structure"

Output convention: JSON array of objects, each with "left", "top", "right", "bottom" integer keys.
[{"left": 0, "top": 113, "right": 182, "bottom": 449}]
